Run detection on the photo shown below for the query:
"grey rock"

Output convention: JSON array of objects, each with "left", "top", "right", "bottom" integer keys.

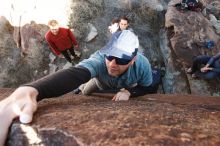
[{"left": 84, "top": 23, "right": 98, "bottom": 42}]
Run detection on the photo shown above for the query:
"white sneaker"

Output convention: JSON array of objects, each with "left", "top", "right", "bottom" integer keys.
[{"left": 75, "top": 51, "right": 82, "bottom": 58}]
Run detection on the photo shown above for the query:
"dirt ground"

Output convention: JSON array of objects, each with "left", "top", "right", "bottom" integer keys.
[{"left": 1, "top": 88, "right": 220, "bottom": 146}]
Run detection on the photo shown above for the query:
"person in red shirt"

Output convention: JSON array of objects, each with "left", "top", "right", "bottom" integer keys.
[{"left": 45, "top": 20, "right": 80, "bottom": 63}]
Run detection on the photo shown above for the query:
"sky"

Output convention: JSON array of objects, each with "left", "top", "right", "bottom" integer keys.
[{"left": 0, "top": 0, "right": 71, "bottom": 26}]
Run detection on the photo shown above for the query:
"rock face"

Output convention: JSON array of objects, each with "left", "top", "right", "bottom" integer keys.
[
  {"left": 206, "top": 1, "right": 220, "bottom": 20},
  {"left": 0, "top": 0, "right": 166, "bottom": 87},
  {"left": 163, "top": 0, "right": 220, "bottom": 96},
  {"left": 0, "top": 16, "right": 50, "bottom": 87},
  {"left": 68, "top": 0, "right": 166, "bottom": 63},
  {"left": 1, "top": 1, "right": 220, "bottom": 145},
  {"left": 0, "top": 16, "right": 17, "bottom": 87},
  {"left": 0, "top": 0, "right": 220, "bottom": 94},
  {"left": 0, "top": 89, "right": 219, "bottom": 146}
]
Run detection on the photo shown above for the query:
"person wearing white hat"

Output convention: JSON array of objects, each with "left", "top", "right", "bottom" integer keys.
[
  {"left": 76, "top": 29, "right": 142, "bottom": 95},
  {"left": 0, "top": 30, "right": 155, "bottom": 145}
]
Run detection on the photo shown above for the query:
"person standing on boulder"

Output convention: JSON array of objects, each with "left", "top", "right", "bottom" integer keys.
[
  {"left": 45, "top": 20, "right": 80, "bottom": 63},
  {"left": 108, "top": 16, "right": 133, "bottom": 34},
  {"left": 0, "top": 30, "right": 154, "bottom": 146}
]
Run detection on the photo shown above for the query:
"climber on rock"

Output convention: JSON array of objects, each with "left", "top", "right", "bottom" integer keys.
[{"left": 0, "top": 30, "right": 159, "bottom": 146}]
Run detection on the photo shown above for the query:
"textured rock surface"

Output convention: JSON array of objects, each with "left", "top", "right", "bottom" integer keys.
[
  {"left": 1, "top": 1, "right": 220, "bottom": 145},
  {"left": 162, "top": 0, "right": 220, "bottom": 95},
  {"left": 0, "top": 0, "right": 166, "bottom": 88},
  {"left": 1, "top": 88, "right": 220, "bottom": 146},
  {"left": 0, "top": 1, "right": 220, "bottom": 94},
  {"left": 0, "top": 16, "right": 50, "bottom": 87},
  {"left": 206, "top": 1, "right": 220, "bottom": 20}
]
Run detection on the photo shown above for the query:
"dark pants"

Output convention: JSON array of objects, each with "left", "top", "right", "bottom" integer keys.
[
  {"left": 191, "top": 55, "right": 218, "bottom": 80},
  {"left": 61, "top": 46, "right": 76, "bottom": 62}
]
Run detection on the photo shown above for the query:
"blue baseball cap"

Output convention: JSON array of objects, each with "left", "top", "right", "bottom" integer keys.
[{"left": 100, "top": 30, "right": 139, "bottom": 60}]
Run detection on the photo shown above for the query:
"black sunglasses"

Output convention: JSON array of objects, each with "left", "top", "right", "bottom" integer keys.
[{"left": 105, "top": 55, "right": 132, "bottom": 65}]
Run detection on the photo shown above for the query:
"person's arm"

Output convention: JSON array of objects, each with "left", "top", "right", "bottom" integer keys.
[
  {"left": 112, "top": 84, "right": 157, "bottom": 101},
  {"left": 201, "top": 52, "right": 220, "bottom": 72},
  {"left": 25, "top": 66, "right": 91, "bottom": 101},
  {"left": 127, "top": 85, "right": 157, "bottom": 97},
  {"left": 45, "top": 34, "right": 61, "bottom": 55},
  {"left": 0, "top": 66, "right": 91, "bottom": 145},
  {"left": 68, "top": 29, "right": 78, "bottom": 46},
  {"left": 0, "top": 86, "right": 38, "bottom": 146},
  {"left": 47, "top": 41, "right": 61, "bottom": 55},
  {"left": 211, "top": 68, "right": 220, "bottom": 73},
  {"left": 112, "top": 55, "right": 154, "bottom": 101},
  {"left": 206, "top": 52, "right": 220, "bottom": 67}
]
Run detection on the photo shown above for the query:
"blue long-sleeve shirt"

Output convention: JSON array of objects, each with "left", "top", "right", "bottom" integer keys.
[{"left": 77, "top": 51, "right": 152, "bottom": 89}]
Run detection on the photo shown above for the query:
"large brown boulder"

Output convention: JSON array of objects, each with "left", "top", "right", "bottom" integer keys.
[
  {"left": 165, "top": 0, "right": 220, "bottom": 66},
  {"left": 162, "top": 0, "right": 220, "bottom": 96},
  {"left": 1, "top": 89, "right": 220, "bottom": 146}
]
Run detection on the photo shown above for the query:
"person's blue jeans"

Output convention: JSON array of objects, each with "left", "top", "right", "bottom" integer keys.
[{"left": 191, "top": 55, "right": 218, "bottom": 80}]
